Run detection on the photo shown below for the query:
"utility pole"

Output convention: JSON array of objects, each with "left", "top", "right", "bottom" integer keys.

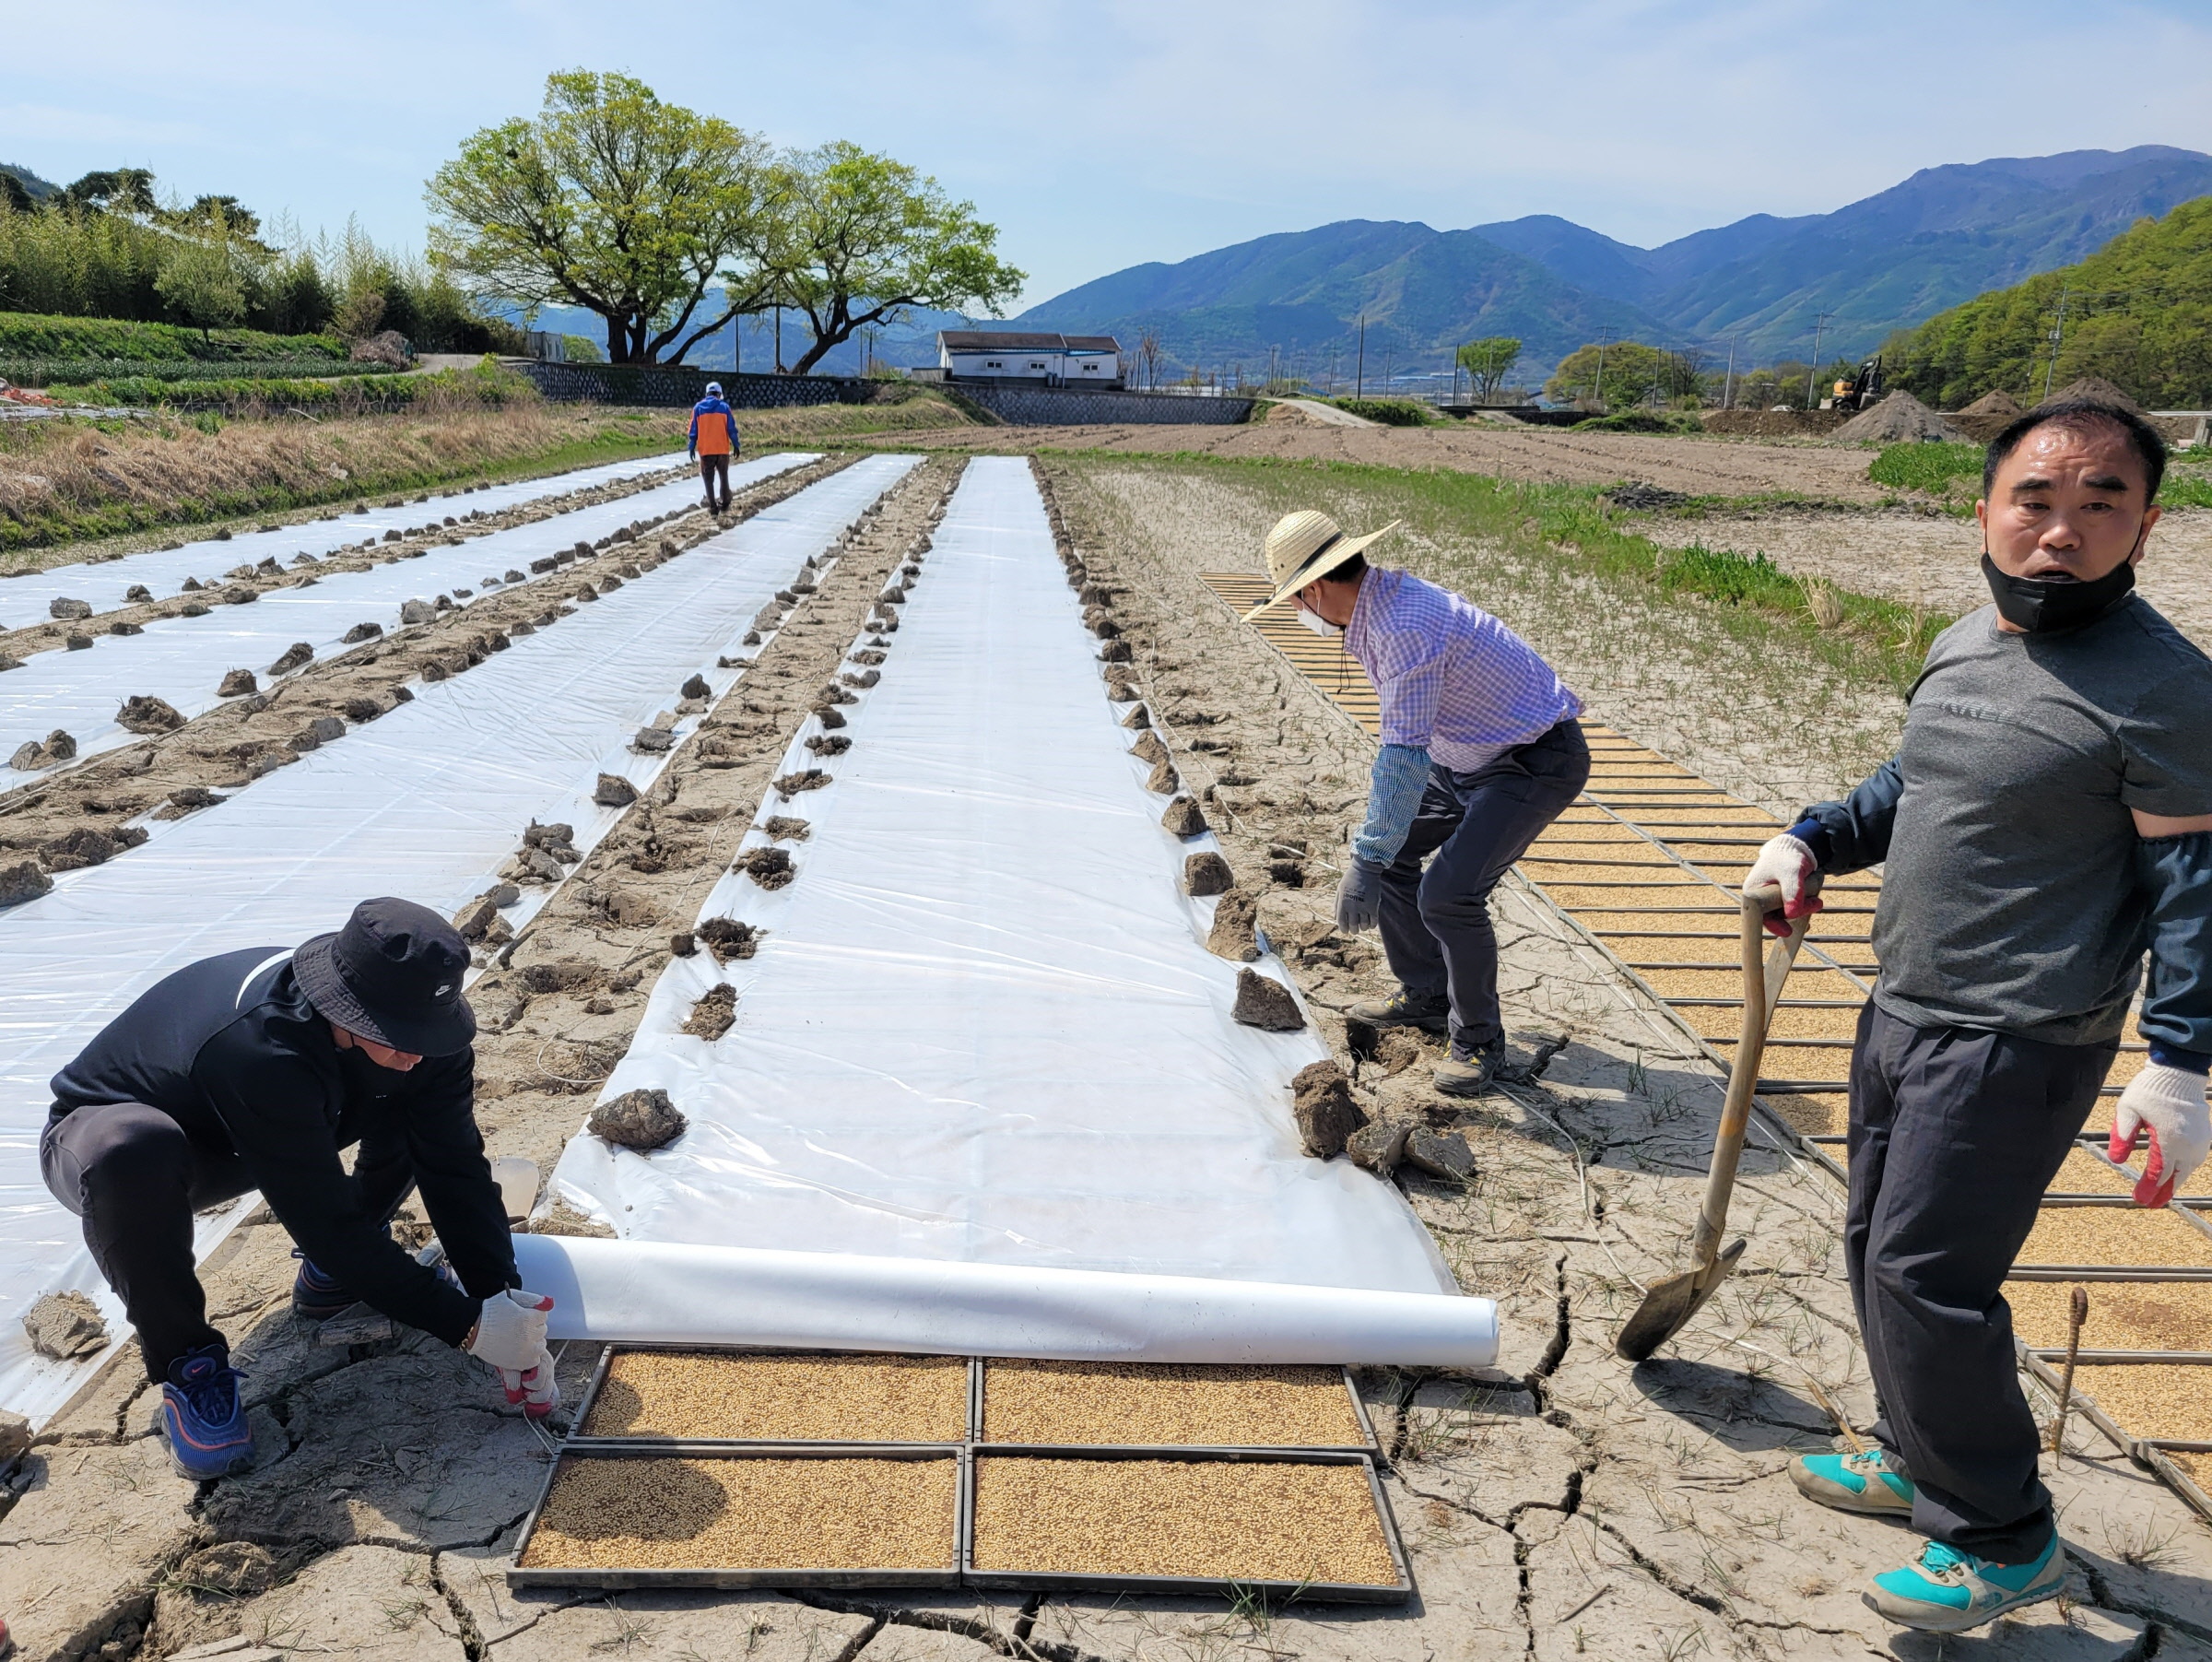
[
  {"left": 1356, "top": 316, "right": 1366, "bottom": 398},
  {"left": 2041, "top": 284, "right": 2071, "bottom": 401},
  {"left": 1806, "top": 312, "right": 1834, "bottom": 408},
  {"left": 1721, "top": 338, "right": 1735, "bottom": 410},
  {"left": 1592, "top": 327, "right": 1613, "bottom": 407}
]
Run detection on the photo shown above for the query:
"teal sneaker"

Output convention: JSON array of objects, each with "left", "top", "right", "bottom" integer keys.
[
  {"left": 1789, "top": 1447, "right": 1914, "bottom": 1515},
  {"left": 1865, "top": 1534, "right": 2065, "bottom": 1633}
]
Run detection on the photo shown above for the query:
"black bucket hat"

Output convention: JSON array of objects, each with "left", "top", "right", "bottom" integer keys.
[{"left": 294, "top": 897, "right": 477, "bottom": 1056}]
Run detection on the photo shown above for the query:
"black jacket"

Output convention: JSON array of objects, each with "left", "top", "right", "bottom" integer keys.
[{"left": 49, "top": 947, "right": 513, "bottom": 1345}]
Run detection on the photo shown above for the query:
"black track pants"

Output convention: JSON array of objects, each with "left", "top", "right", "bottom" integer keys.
[
  {"left": 1374, "top": 718, "right": 1590, "bottom": 1055},
  {"left": 698, "top": 453, "right": 731, "bottom": 510},
  {"left": 1845, "top": 1002, "right": 2116, "bottom": 1562},
  {"left": 41, "top": 1102, "right": 418, "bottom": 1379}
]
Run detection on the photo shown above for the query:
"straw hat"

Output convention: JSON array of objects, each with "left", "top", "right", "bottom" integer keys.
[{"left": 1241, "top": 511, "right": 1402, "bottom": 621}]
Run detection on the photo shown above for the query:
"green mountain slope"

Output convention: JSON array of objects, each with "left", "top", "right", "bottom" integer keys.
[{"left": 1885, "top": 196, "right": 2212, "bottom": 408}]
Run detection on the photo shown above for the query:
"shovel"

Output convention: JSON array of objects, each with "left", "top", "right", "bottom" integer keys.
[{"left": 1616, "top": 886, "right": 1812, "bottom": 1363}]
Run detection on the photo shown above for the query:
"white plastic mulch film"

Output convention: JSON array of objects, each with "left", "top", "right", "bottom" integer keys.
[
  {"left": 3, "top": 454, "right": 810, "bottom": 772},
  {"left": 0, "top": 455, "right": 920, "bottom": 1424},
  {"left": 0, "top": 451, "right": 688, "bottom": 631},
  {"left": 546, "top": 455, "right": 1496, "bottom": 1366}
]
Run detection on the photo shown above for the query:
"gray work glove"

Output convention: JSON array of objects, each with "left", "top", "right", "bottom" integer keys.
[{"left": 1335, "top": 857, "right": 1387, "bottom": 935}]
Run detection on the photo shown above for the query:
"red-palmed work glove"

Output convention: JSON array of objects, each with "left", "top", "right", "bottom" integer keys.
[
  {"left": 2110, "top": 1064, "right": 2212, "bottom": 1208},
  {"left": 1743, "top": 832, "right": 1823, "bottom": 939},
  {"left": 501, "top": 1357, "right": 559, "bottom": 1420}
]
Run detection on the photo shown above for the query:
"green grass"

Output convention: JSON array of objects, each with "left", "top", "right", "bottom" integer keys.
[
  {"left": 0, "top": 310, "right": 347, "bottom": 363},
  {"left": 5, "top": 355, "right": 397, "bottom": 389},
  {"left": 1868, "top": 441, "right": 1983, "bottom": 494},
  {"left": 50, "top": 363, "right": 511, "bottom": 413},
  {"left": 1571, "top": 409, "right": 1703, "bottom": 435},
  {"left": 1051, "top": 449, "right": 1947, "bottom": 693},
  {"left": 1324, "top": 396, "right": 1438, "bottom": 427},
  {"left": 2159, "top": 470, "right": 2212, "bottom": 509}
]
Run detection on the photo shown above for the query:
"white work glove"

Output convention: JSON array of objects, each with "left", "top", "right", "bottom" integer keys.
[
  {"left": 2110, "top": 1064, "right": 2212, "bottom": 1208},
  {"left": 465, "top": 1287, "right": 554, "bottom": 1371},
  {"left": 501, "top": 1357, "right": 560, "bottom": 1420},
  {"left": 1744, "top": 832, "right": 1823, "bottom": 939}
]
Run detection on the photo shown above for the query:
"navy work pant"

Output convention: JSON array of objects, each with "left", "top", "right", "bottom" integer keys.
[
  {"left": 1374, "top": 718, "right": 1590, "bottom": 1055},
  {"left": 1845, "top": 1001, "right": 2116, "bottom": 1562},
  {"left": 41, "top": 1102, "right": 418, "bottom": 1378}
]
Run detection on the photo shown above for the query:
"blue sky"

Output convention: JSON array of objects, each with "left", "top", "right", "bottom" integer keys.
[{"left": 7, "top": 0, "right": 2211, "bottom": 309}]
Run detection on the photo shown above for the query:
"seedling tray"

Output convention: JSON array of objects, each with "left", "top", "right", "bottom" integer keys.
[
  {"left": 509, "top": 1444, "right": 965, "bottom": 1590},
  {"left": 570, "top": 1344, "right": 976, "bottom": 1446},
  {"left": 977, "top": 1359, "right": 1379, "bottom": 1454},
  {"left": 964, "top": 1447, "right": 1411, "bottom": 1604}
]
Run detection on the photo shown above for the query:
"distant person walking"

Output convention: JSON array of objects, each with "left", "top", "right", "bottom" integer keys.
[
  {"left": 1243, "top": 511, "right": 1588, "bottom": 1096},
  {"left": 688, "top": 382, "right": 740, "bottom": 513}
]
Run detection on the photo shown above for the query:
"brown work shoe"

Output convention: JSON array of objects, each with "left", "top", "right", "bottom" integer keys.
[{"left": 1347, "top": 989, "right": 1450, "bottom": 1032}]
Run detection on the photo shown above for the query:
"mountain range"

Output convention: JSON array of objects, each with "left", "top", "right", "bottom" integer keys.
[{"left": 1006, "top": 146, "right": 2212, "bottom": 385}]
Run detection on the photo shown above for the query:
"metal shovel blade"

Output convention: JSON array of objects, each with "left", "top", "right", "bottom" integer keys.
[{"left": 1615, "top": 1237, "right": 1748, "bottom": 1363}]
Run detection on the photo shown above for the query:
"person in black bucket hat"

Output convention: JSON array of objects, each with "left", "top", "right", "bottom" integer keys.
[{"left": 41, "top": 898, "right": 559, "bottom": 1480}]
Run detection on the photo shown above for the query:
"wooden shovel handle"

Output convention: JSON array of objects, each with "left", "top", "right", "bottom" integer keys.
[{"left": 1687, "top": 886, "right": 1811, "bottom": 1269}]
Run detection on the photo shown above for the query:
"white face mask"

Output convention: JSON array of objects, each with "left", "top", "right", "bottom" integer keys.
[{"left": 1296, "top": 601, "right": 1343, "bottom": 638}]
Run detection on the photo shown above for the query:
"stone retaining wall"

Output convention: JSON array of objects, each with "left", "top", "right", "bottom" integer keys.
[
  {"left": 956, "top": 384, "right": 1254, "bottom": 426},
  {"left": 515, "top": 363, "right": 874, "bottom": 409}
]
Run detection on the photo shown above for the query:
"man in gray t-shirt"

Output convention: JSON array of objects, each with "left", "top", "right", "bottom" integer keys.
[{"left": 1739, "top": 401, "right": 2212, "bottom": 1634}]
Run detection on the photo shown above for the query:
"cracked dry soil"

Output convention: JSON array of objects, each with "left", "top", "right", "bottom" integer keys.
[{"left": 6, "top": 450, "right": 2212, "bottom": 1661}]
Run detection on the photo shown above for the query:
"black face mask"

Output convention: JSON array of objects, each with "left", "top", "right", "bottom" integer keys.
[{"left": 1981, "top": 550, "right": 2138, "bottom": 634}]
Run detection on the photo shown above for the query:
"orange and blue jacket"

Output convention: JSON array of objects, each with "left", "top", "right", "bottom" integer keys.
[{"left": 688, "top": 396, "right": 739, "bottom": 456}]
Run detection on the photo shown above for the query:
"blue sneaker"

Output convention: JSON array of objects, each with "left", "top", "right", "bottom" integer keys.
[
  {"left": 291, "top": 1250, "right": 355, "bottom": 1320},
  {"left": 159, "top": 1344, "right": 254, "bottom": 1480},
  {"left": 1865, "top": 1533, "right": 2066, "bottom": 1633},
  {"left": 1789, "top": 1447, "right": 1914, "bottom": 1515}
]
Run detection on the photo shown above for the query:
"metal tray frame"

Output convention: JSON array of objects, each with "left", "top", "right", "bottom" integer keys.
[
  {"left": 508, "top": 1442, "right": 968, "bottom": 1591},
  {"left": 963, "top": 1446, "right": 1412, "bottom": 1605}
]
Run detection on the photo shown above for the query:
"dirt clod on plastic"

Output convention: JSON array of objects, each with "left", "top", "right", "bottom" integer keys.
[
  {"left": 1161, "top": 796, "right": 1207, "bottom": 838},
  {"left": 1146, "top": 757, "right": 1180, "bottom": 795},
  {"left": 1290, "top": 1061, "right": 1365, "bottom": 1159},
  {"left": 218, "top": 668, "right": 258, "bottom": 698},
  {"left": 266, "top": 641, "right": 313, "bottom": 676},
  {"left": 589, "top": 1087, "right": 688, "bottom": 1151},
  {"left": 1347, "top": 1116, "right": 1410, "bottom": 1174},
  {"left": 680, "top": 673, "right": 711, "bottom": 701},
  {"left": 698, "top": 917, "right": 761, "bottom": 961},
  {"left": 1231, "top": 967, "right": 1304, "bottom": 1031},
  {"left": 763, "top": 817, "right": 811, "bottom": 842},
  {"left": 1121, "top": 701, "right": 1150, "bottom": 727},
  {"left": 806, "top": 733, "right": 852, "bottom": 757},
  {"left": 1183, "top": 851, "right": 1234, "bottom": 896},
  {"left": 1206, "top": 889, "right": 1259, "bottom": 961},
  {"left": 115, "top": 694, "right": 186, "bottom": 735},
  {"left": 24, "top": 1289, "right": 108, "bottom": 1360},
  {"left": 681, "top": 983, "right": 737, "bottom": 1041},
  {"left": 1130, "top": 731, "right": 1170, "bottom": 768},
  {"left": 737, "top": 845, "right": 794, "bottom": 889},
  {"left": 774, "top": 768, "right": 830, "bottom": 796},
  {"left": 594, "top": 772, "right": 639, "bottom": 807}
]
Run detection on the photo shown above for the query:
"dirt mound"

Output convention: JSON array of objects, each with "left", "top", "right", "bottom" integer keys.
[
  {"left": 23, "top": 1289, "right": 107, "bottom": 1359},
  {"left": 2041, "top": 377, "right": 2147, "bottom": 417},
  {"left": 1831, "top": 390, "right": 1968, "bottom": 445},
  {"left": 1289, "top": 1060, "right": 1364, "bottom": 1159},
  {"left": 1949, "top": 389, "right": 2025, "bottom": 442},
  {"left": 681, "top": 983, "right": 736, "bottom": 1041},
  {"left": 1231, "top": 967, "right": 1304, "bottom": 1031},
  {"left": 1957, "top": 390, "right": 2024, "bottom": 420},
  {"left": 589, "top": 1087, "right": 687, "bottom": 1151}
]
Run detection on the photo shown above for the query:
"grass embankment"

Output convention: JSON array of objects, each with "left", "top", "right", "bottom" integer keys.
[
  {"left": 740, "top": 389, "right": 976, "bottom": 442},
  {"left": 0, "top": 310, "right": 382, "bottom": 392},
  {"left": 1065, "top": 451, "right": 1946, "bottom": 695},
  {"left": 0, "top": 392, "right": 676, "bottom": 561},
  {"left": 1322, "top": 396, "right": 1438, "bottom": 427}
]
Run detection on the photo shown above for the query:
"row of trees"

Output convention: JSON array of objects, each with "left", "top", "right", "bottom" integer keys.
[
  {"left": 428, "top": 71, "right": 1024, "bottom": 371},
  {"left": 0, "top": 171, "right": 521, "bottom": 352},
  {"left": 1540, "top": 339, "right": 1855, "bottom": 410}
]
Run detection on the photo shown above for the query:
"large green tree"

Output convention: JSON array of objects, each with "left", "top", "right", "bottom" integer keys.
[
  {"left": 755, "top": 142, "right": 1024, "bottom": 377},
  {"left": 1455, "top": 336, "right": 1522, "bottom": 402},
  {"left": 426, "top": 71, "right": 776, "bottom": 364}
]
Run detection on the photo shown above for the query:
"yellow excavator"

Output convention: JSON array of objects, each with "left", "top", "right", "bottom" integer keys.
[{"left": 1826, "top": 355, "right": 1884, "bottom": 412}]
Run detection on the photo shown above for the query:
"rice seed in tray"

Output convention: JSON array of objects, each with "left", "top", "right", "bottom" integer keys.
[
  {"left": 514, "top": 1451, "right": 959, "bottom": 1585},
  {"left": 2018, "top": 1207, "right": 2212, "bottom": 1269},
  {"left": 969, "top": 1455, "right": 1406, "bottom": 1597},
  {"left": 580, "top": 1349, "right": 968, "bottom": 1443},
  {"left": 2007, "top": 1280, "right": 2212, "bottom": 1354},
  {"left": 981, "top": 1360, "right": 1370, "bottom": 1448},
  {"left": 2068, "top": 1366, "right": 2212, "bottom": 1447}
]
